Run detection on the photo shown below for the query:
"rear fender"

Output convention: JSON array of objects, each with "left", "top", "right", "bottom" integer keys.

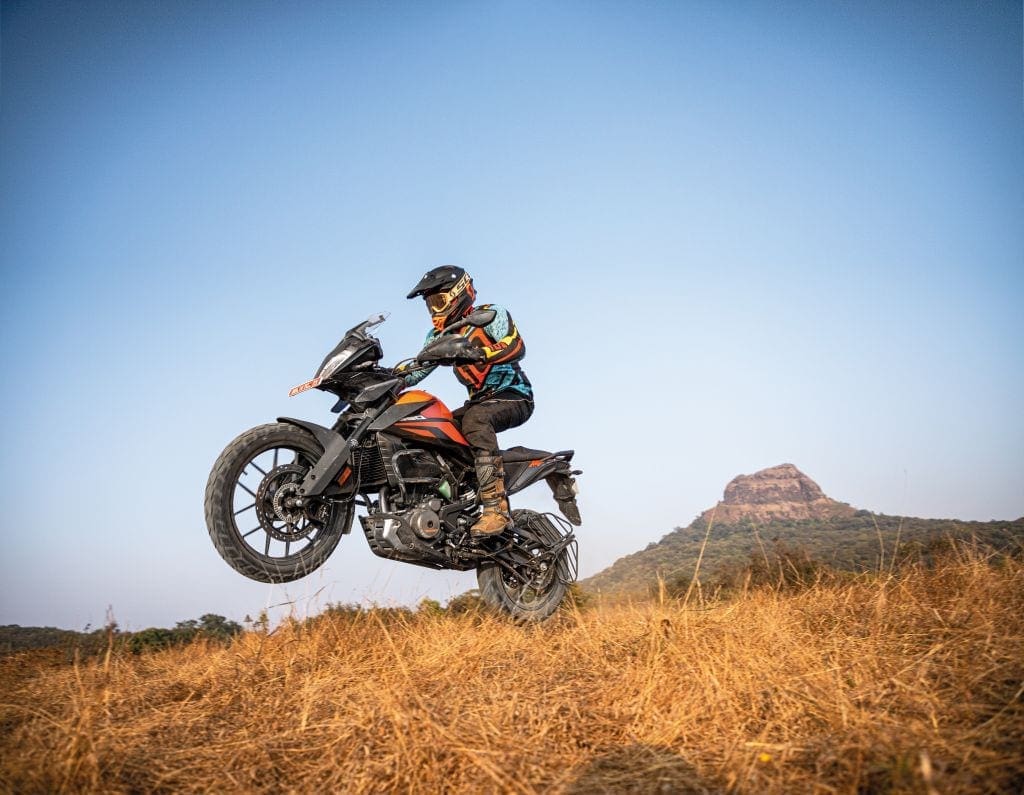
[{"left": 505, "top": 457, "right": 571, "bottom": 495}]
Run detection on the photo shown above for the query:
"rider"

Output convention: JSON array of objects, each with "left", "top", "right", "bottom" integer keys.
[{"left": 403, "top": 265, "right": 580, "bottom": 535}]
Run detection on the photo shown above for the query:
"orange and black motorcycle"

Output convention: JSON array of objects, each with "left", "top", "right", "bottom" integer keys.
[{"left": 205, "top": 311, "right": 580, "bottom": 621}]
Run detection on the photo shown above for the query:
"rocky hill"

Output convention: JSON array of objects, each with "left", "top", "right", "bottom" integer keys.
[
  {"left": 697, "top": 463, "right": 855, "bottom": 525},
  {"left": 583, "top": 464, "right": 1023, "bottom": 597}
]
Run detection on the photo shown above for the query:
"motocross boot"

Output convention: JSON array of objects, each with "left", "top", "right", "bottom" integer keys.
[
  {"left": 546, "top": 473, "right": 582, "bottom": 526},
  {"left": 471, "top": 454, "right": 511, "bottom": 537}
]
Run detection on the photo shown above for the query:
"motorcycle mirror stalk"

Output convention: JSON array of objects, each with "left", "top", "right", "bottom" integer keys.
[{"left": 442, "top": 308, "right": 496, "bottom": 333}]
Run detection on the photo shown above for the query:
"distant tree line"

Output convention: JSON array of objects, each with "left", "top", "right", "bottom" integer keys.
[
  {"left": 4, "top": 588, "right": 597, "bottom": 658},
  {"left": 123, "top": 614, "right": 243, "bottom": 654},
  {"left": 0, "top": 613, "right": 243, "bottom": 657}
]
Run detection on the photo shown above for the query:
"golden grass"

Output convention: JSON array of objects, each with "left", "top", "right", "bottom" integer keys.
[{"left": 2, "top": 549, "right": 1022, "bottom": 794}]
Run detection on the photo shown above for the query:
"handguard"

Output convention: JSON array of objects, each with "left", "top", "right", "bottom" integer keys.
[{"left": 417, "top": 335, "right": 484, "bottom": 365}]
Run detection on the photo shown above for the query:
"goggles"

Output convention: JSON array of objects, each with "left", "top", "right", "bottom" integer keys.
[
  {"left": 425, "top": 290, "right": 456, "bottom": 313},
  {"left": 424, "top": 273, "right": 472, "bottom": 315}
]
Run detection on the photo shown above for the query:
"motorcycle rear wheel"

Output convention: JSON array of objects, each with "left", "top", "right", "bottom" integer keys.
[
  {"left": 205, "top": 422, "right": 353, "bottom": 583},
  {"left": 476, "top": 510, "right": 571, "bottom": 622}
]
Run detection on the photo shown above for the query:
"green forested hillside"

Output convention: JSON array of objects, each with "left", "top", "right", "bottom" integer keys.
[{"left": 583, "top": 512, "right": 1024, "bottom": 596}]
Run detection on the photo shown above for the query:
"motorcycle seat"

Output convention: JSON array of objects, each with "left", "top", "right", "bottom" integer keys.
[{"left": 500, "top": 446, "right": 574, "bottom": 464}]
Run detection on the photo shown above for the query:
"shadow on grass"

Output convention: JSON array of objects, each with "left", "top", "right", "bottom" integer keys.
[{"left": 566, "top": 743, "right": 719, "bottom": 794}]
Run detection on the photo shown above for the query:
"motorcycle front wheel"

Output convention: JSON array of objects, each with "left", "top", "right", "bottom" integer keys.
[
  {"left": 477, "top": 510, "right": 572, "bottom": 622},
  {"left": 205, "top": 422, "right": 354, "bottom": 583}
]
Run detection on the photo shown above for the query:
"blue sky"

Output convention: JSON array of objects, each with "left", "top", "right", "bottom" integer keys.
[{"left": 2, "top": 0, "right": 1021, "bottom": 630}]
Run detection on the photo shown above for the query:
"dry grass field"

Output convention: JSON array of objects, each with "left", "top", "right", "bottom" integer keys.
[{"left": 2, "top": 547, "right": 1022, "bottom": 794}]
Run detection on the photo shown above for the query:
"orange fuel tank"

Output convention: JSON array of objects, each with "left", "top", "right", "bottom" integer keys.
[{"left": 390, "top": 390, "right": 470, "bottom": 447}]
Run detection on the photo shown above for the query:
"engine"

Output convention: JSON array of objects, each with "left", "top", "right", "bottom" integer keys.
[
  {"left": 357, "top": 446, "right": 480, "bottom": 569},
  {"left": 403, "top": 496, "right": 443, "bottom": 539},
  {"left": 389, "top": 449, "right": 464, "bottom": 539}
]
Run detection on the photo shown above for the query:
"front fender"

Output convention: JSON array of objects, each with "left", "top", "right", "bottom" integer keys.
[{"left": 277, "top": 417, "right": 338, "bottom": 451}]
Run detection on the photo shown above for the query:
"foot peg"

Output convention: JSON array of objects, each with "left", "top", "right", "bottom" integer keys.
[{"left": 471, "top": 506, "right": 510, "bottom": 537}]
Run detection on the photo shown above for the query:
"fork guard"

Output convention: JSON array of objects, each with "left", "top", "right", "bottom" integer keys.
[{"left": 278, "top": 416, "right": 358, "bottom": 497}]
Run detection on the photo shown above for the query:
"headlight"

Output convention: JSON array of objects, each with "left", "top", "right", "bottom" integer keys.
[{"left": 318, "top": 347, "right": 355, "bottom": 380}]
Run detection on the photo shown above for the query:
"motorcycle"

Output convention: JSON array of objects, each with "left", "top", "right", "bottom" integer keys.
[{"left": 204, "top": 311, "right": 581, "bottom": 621}]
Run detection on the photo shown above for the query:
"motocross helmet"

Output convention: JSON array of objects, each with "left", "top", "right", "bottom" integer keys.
[{"left": 407, "top": 265, "right": 476, "bottom": 332}]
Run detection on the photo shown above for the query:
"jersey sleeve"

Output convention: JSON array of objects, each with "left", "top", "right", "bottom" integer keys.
[
  {"left": 479, "top": 305, "right": 526, "bottom": 364},
  {"left": 400, "top": 329, "right": 440, "bottom": 385}
]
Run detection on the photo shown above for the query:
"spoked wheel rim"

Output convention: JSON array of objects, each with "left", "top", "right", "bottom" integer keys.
[{"left": 231, "top": 443, "right": 335, "bottom": 563}]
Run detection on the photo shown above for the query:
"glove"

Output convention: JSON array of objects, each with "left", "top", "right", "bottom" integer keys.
[
  {"left": 455, "top": 339, "right": 486, "bottom": 363},
  {"left": 418, "top": 336, "right": 486, "bottom": 365}
]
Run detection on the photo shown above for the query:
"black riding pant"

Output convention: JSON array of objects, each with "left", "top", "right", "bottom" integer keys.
[{"left": 453, "top": 393, "right": 534, "bottom": 457}]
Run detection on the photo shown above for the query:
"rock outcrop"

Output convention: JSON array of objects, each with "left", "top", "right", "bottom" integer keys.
[
  {"left": 699, "top": 463, "right": 855, "bottom": 525},
  {"left": 580, "top": 464, "right": 1022, "bottom": 597}
]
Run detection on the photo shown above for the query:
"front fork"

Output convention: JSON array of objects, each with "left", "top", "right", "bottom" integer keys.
[{"left": 277, "top": 415, "right": 373, "bottom": 498}]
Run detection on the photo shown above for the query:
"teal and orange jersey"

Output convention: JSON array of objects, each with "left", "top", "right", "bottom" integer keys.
[{"left": 404, "top": 304, "right": 533, "bottom": 402}]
